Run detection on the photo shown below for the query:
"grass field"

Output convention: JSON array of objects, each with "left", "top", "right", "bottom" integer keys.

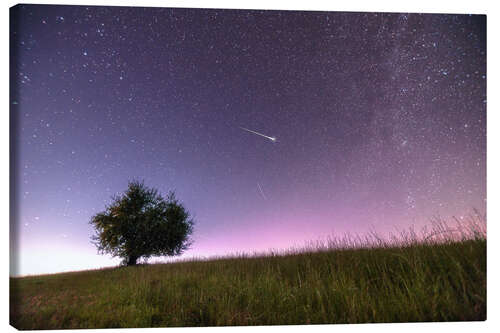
[{"left": 10, "top": 216, "right": 486, "bottom": 329}]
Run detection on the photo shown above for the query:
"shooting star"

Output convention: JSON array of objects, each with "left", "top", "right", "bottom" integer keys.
[
  {"left": 239, "top": 126, "right": 277, "bottom": 143},
  {"left": 257, "top": 182, "right": 267, "bottom": 200}
]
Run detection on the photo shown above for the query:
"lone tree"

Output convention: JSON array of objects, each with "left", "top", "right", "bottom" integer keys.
[{"left": 90, "top": 180, "right": 194, "bottom": 266}]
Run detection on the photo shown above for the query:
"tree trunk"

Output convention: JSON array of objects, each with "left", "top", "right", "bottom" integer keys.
[{"left": 127, "top": 255, "right": 138, "bottom": 266}]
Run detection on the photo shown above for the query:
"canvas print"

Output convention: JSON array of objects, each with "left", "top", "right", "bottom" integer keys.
[{"left": 9, "top": 4, "right": 486, "bottom": 330}]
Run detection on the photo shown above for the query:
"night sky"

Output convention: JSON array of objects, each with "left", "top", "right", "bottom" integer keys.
[{"left": 10, "top": 5, "right": 486, "bottom": 276}]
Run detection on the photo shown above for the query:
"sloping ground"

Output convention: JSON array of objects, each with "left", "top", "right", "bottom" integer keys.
[{"left": 10, "top": 238, "right": 486, "bottom": 329}]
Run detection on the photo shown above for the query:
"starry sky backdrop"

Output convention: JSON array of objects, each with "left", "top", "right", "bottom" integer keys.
[{"left": 10, "top": 5, "right": 486, "bottom": 276}]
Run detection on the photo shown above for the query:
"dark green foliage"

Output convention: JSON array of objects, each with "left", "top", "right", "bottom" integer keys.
[
  {"left": 89, "top": 180, "right": 194, "bottom": 266},
  {"left": 11, "top": 216, "right": 485, "bottom": 329},
  {"left": 10, "top": 239, "right": 485, "bottom": 329}
]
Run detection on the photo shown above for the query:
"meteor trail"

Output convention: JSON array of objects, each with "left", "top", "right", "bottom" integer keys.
[
  {"left": 257, "top": 182, "right": 267, "bottom": 200},
  {"left": 239, "top": 127, "right": 277, "bottom": 142}
]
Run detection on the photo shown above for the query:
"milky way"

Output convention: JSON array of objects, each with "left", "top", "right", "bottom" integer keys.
[{"left": 10, "top": 5, "right": 486, "bottom": 275}]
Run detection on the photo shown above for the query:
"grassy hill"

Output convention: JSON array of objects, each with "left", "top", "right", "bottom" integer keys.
[{"left": 10, "top": 219, "right": 486, "bottom": 329}]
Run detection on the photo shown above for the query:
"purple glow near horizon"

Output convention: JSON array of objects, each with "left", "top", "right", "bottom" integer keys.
[{"left": 10, "top": 5, "right": 486, "bottom": 276}]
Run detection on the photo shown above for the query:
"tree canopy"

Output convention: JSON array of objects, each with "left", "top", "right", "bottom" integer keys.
[{"left": 90, "top": 180, "right": 194, "bottom": 266}]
